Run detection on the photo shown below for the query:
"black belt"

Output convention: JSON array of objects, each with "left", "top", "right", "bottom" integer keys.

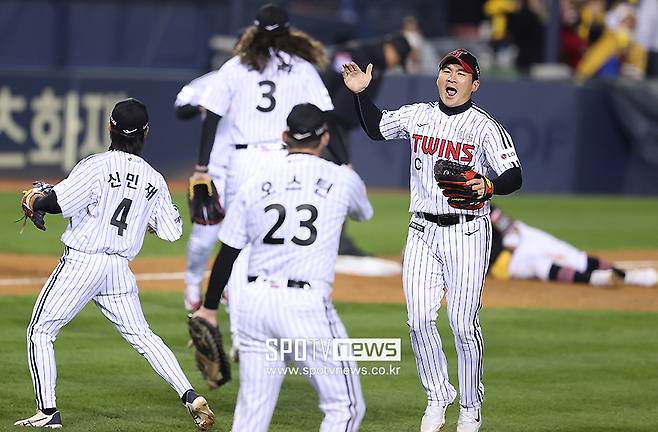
[
  {"left": 417, "top": 212, "right": 475, "bottom": 226},
  {"left": 247, "top": 276, "right": 310, "bottom": 289}
]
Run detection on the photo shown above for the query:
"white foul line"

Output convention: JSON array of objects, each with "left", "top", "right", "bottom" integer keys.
[{"left": 0, "top": 271, "right": 203, "bottom": 287}]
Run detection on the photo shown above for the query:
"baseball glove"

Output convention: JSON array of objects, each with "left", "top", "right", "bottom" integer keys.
[
  {"left": 433, "top": 160, "right": 493, "bottom": 210},
  {"left": 188, "top": 177, "right": 224, "bottom": 225},
  {"left": 187, "top": 315, "right": 231, "bottom": 389},
  {"left": 19, "top": 181, "right": 54, "bottom": 231}
]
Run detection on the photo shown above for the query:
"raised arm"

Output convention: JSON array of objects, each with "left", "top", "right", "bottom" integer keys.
[{"left": 342, "top": 63, "right": 385, "bottom": 141}]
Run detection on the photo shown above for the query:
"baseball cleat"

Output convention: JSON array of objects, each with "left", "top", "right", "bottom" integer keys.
[
  {"left": 14, "top": 410, "right": 62, "bottom": 428},
  {"left": 186, "top": 395, "right": 215, "bottom": 431},
  {"left": 420, "top": 405, "right": 447, "bottom": 432},
  {"left": 456, "top": 407, "right": 482, "bottom": 432},
  {"left": 624, "top": 268, "right": 658, "bottom": 287},
  {"left": 590, "top": 269, "right": 615, "bottom": 286}
]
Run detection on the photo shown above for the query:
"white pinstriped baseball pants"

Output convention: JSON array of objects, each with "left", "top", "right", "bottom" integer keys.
[
  {"left": 403, "top": 214, "right": 491, "bottom": 409},
  {"left": 231, "top": 279, "right": 365, "bottom": 432},
  {"left": 26, "top": 247, "right": 193, "bottom": 409}
]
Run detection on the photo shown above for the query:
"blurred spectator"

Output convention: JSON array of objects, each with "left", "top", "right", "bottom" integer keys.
[
  {"left": 321, "top": 33, "right": 411, "bottom": 255},
  {"left": 483, "top": 0, "right": 517, "bottom": 52},
  {"left": 483, "top": 0, "right": 546, "bottom": 73},
  {"left": 322, "top": 33, "right": 411, "bottom": 155},
  {"left": 401, "top": 15, "right": 440, "bottom": 74},
  {"left": 507, "top": 0, "right": 547, "bottom": 73},
  {"left": 635, "top": 0, "right": 658, "bottom": 77},
  {"left": 575, "top": 2, "right": 646, "bottom": 83}
]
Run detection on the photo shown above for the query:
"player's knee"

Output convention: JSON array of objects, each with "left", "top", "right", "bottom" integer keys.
[
  {"left": 407, "top": 316, "right": 436, "bottom": 334},
  {"left": 449, "top": 319, "right": 481, "bottom": 343}
]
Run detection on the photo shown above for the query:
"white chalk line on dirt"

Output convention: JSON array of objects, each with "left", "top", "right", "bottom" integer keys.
[{"left": 0, "top": 256, "right": 405, "bottom": 287}]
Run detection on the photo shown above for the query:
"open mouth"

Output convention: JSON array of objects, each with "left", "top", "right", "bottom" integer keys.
[{"left": 445, "top": 86, "right": 457, "bottom": 97}]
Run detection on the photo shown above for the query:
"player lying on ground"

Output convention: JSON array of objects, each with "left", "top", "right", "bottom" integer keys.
[
  {"left": 488, "top": 205, "right": 658, "bottom": 287},
  {"left": 191, "top": 103, "right": 373, "bottom": 432},
  {"left": 15, "top": 98, "right": 215, "bottom": 431}
]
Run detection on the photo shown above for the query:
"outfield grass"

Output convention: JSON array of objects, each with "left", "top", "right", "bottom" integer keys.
[
  {"left": 0, "top": 192, "right": 657, "bottom": 256},
  {"left": 2, "top": 293, "right": 658, "bottom": 431}
]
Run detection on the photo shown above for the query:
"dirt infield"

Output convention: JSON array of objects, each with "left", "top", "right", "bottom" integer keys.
[{"left": 2, "top": 250, "right": 658, "bottom": 311}]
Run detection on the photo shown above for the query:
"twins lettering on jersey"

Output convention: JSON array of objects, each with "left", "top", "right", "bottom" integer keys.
[{"left": 411, "top": 134, "right": 474, "bottom": 163}]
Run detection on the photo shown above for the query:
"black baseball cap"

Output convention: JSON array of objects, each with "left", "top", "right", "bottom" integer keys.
[
  {"left": 439, "top": 49, "right": 480, "bottom": 80},
  {"left": 110, "top": 98, "right": 149, "bottom": 137},
  {"left": 286, "top": 104, "right": 327, "bottom": 142},
  {"left": 254, "top": 3, "right": 289, "bottom": 33}
]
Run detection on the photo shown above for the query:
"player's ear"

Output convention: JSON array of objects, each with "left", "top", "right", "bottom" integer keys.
[
  {"left": 282, "top": 131, "right": 289, "bottom": 143},
  {"left": 319, "top": 131, "right": 330, "bottom": 149},
  {"left": 144, "top": 126, "right": 150, "bottom": 138},
  {"left": 471, "top": 79, "right": 480, "bottom": 93}
]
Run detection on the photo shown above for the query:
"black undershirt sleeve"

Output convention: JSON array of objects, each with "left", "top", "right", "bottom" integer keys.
[
  {"left": 175, "top": 104, "right": 201, "bottom": 120},
  {"left": 324, "top": 110, "right": 350, "bottom": 164},
  {"left": 33, "top": 191, "right": 62, "bottom": 214},
  {"left": 492, "top": 167, "right": 522, "bottom": 195},
  {"left": 203, "top": 244, "right": 242, "bottom": 310},
  {"left": 353, "top": 91, "right": 385, "bottom": 141},
  {"left": 198, "top": 111, "right": 221, "bottom": 166}
]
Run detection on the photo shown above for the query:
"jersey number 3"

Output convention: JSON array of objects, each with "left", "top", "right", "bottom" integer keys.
[
  {"left": 110, "top": 198, "right": 133, "bottom": 236},
  {"left": 257, "top": 80, "right": 276, "bottom": 112},
  {"left": 263, "top": 203, "right": 318, "bottom": 246}
]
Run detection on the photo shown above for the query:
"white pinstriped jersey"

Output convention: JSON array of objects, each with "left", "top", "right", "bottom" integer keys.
[
  {"left": 219, "top": 153, "right": 372, "bottom": 286},
  {"left": 380, "top": 102, "right": 521, "bottom": 215},
  {"left": 175, "top": 72, "right": 233, "bottom": 177},
  {"left": 199, "top": 51, "right": 334, "bottom": 147},
  {"left": 53, "top": 151, "right": 182, "bottom": 260},
  {"left": 175, "top": 72, "right": 215, "bottom": 107}
]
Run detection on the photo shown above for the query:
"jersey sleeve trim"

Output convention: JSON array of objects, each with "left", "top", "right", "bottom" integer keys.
[{"left": 472, "top": 104, "right": 521, "bottom": 169}]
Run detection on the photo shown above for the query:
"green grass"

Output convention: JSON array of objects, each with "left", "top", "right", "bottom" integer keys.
[
  {"left": 2, "top": 192, "right": 657, "bottom": 257},
  {"left": 2, "top": 293, "right": 658, "bottom": 431},
  {"left": 347, "top": 193, "right": 658, "bottom": 255}
]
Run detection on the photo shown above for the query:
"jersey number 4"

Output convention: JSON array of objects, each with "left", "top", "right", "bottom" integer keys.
[
  {"left": 110, "top": 198, "right": 132, "bottom": 236},
  {"left": 263, "top": 203, "right": 318, "bottom": 246}
]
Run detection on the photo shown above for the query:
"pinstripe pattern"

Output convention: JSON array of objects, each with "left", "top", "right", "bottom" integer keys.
[
  {"left": 232, "top": 280, "right": 365, "bottom": 432},
  {"left": 53, "top": 151, "right": 182, "bottom": 259},
  {"left": 377, "top": 98, "right": 518, "bottom": 412},
  {"left": 199, "top": 53, "right": 333, "bottom": 149},
  {"left": 196, "top": 52, "right": 334, "bottom": 342},
  {"left": 222, "top": 154, "right": 371, "bottom": 430},
  {"left": 403, "top": 214, "right": 492, "bottom": 409},
  {"left": 221, "top": 154, "right": 372, "bottom": 287},
  {"left": 25, "top": 150, "right": 192, "bottom": 410},
  {"left": 379, "top": 102, "right": 520, "bottom": 215}
]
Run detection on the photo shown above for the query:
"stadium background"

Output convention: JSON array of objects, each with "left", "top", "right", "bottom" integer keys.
[{"left": 1, "top": 1, "right": 658, "bottom": 431}]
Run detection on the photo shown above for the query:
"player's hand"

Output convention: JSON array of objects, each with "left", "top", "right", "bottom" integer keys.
[
  {"left": 465, "top": 177, "right": 493, "bottom": 199},
  {"left": 342, "top": 62, "right": 373, "bottom": 94},
  {"left": 191, "top": 166, "right": 211, "bottom": 182},
  {"left": 192, "top": 306, "right": 217, "bottom": 327}
]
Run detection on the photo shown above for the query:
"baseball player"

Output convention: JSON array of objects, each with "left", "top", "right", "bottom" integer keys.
[
  {"left": 489, "top": 205, "right": 658, "bottom": 287},
  {"left": 342, "top": 49, "right": 523, "bottom": 432},
  {"left": 174, "top": 71, "right": 233, "bottom": 313},
  {"left": 191, "top": 3, "right": 335, "bottom": 360},
  {"left": 14, "top": 99, "right": 214, "bottom": 430},
  {"left": 192, "top": 103, "right": 373, "bottom": 431}
]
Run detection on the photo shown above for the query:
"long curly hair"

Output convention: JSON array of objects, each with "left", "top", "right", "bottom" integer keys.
[{"left": 234, "top": 26, "right": 328, "bottom": 72}]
